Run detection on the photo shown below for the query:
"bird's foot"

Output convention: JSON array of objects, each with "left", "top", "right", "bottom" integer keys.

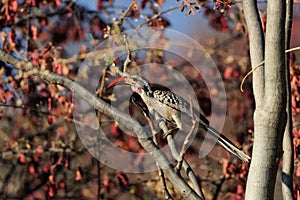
[{"left": 163, "top": 128, "right": 179, "bottom": 138}]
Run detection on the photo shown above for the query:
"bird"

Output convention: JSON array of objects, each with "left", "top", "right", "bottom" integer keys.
[{"left": 107, "top": 75, "right": 251, "bottom": 162}]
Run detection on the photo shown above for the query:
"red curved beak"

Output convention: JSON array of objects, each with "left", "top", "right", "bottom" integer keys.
[{"left": 107, "top": 76, "right": 127, "bottom": 89}]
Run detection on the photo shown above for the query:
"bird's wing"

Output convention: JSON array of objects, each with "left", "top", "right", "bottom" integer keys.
[
  {"left": 153, "top": 90, "right": 250, "bottom": 162},
  {"left": 153, "top": 90, "right": 210, "bottom": 124},
  {"left": 153, "top": 90, "right": 190, "bottom": 113},
  {"left": 130, "top": 92, "right": 150, "bottom": 118}
]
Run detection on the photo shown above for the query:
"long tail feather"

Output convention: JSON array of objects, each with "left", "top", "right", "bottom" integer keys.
[{"left": 207, "top": 126, "right": 250, "bottom": 162}]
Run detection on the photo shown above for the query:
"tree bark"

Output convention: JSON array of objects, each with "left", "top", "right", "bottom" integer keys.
[
  {"left": 282, "top": 0, "right": 294, "bottom": 199},
  {"left": 245, "top": 1, "right": 287, "bottom": 199},
  {"left": 242, "top": 0, "right": 265, "bottom": 103}
]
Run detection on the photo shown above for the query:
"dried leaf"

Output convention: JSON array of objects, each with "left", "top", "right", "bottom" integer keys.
[{"left": 180, "top": 4, "right": 185, "bottom": 12}]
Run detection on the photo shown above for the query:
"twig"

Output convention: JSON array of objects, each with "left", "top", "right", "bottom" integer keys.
[
  {"left": 240, "top": 60, "right": 265, "bottom": 92},
  {"left": 115, "top": 1, "right": 137, "bottom": 25},
  {"left": 176, "top": 97, "right": 197, "bottom": 172},
  {"left": 95, "top": 66, "right": 108, "bottom": 200},
  {"left": 65, "top": 0, "right": 76, "bottom": 10},
  {"left": 27, "top": 119, "right": 65, "bottom": 140},
  {"left": 1, "top": 147, "right": 86, "bottom": 159},
  {"left": 96, "top": 66, "right": 108, "bottom": 100},
  {"left": 133, "top": 6, "right": 179, "bottom": 33},
  {"left": 158, "top": 166, "right": 173, "bottom": 200},
  {"left": 0, "top": 161, "right": 17, "bottom": 197},
  {"left": 133, "top": 101, "right": 173, "bottom": 199},
  {"left": 154, "top": 113, "right": 205, "bottom": 199},
  {"left": 212, "top": 176, "right": 226, "bottom": 200},
  {"left": 240, "top": 46, "right": 300, "bottom": 92},
  {"left": 167, "top": 134, "right": 205, "bottom": 199},
  {"left": 285, "top": 46, "right": 300, "bottom": 53},
  {"left": 122, "top": 34, "right": 131, "bottom": 73},
  {"left": 0, "top": 103, "right": 97, "bottom": 130},
  {"left": 58, "top": 46, "right": 126, "bottom": 65},
  {"left": 149, "top": 118, "right": 174, "bottom": 200},
  {"left": 0, "top": 103, "right": 51, "bottom": 115}
]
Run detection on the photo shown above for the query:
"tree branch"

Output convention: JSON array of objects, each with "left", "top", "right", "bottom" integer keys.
[
  {"left": 154, "top": 113, "right": 204, "bottom": 198},
  {"left": 264, "top": 1, "right": 286, "bottom": 103},
  {"left": 242, "top": 0, "right": 265, "bottom": 104},
  {"left": 0, "top": 49, "right": 202, "bottom": 200},
  {"left": 282, "top": 0, "right": 294, "bottom": 199}
]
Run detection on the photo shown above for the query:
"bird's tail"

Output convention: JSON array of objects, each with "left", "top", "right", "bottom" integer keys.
[{"left": 207, "top": 126, "right": 251, "bottom": 162}]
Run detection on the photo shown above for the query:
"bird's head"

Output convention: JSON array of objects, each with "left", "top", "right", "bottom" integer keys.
[{"left": 107, "top": 75, "right": 152, "bottom": 96}]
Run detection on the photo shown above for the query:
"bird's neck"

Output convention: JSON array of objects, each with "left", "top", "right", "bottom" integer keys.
[{"left": 141, "top": 86, "right": 153, "bottom": 97}]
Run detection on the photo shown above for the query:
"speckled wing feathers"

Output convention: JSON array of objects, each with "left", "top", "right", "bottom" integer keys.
[{"left": 153, "top": 90, "right": 190, "bottom": 114}]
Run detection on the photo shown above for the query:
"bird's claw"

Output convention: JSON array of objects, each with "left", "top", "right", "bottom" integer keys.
[{"left": 163, "top": 128, "right": 179, "bottom": 138}]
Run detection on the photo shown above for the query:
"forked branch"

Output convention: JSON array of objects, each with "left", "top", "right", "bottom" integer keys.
[{"left": 0, "top": 49, "right": 203, "bottom": 200}]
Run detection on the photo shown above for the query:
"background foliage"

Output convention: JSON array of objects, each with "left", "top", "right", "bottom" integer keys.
[{"left": 0, "top": 0, "right": 300, "bottom": 199}]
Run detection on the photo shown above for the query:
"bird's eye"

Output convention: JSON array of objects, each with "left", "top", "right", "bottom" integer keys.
[{"left": 143, "top": 86, "right": 149, "bottom": 92}]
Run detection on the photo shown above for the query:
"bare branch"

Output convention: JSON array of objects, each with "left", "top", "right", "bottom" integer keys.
[
  {"left": 1, "top": 147, "right": 86, "bottom": 160},
  {"left": 154, "top": 112, "right": 204, "bottom": 199},
  {"left": 116, "top": 1, "right": 137, "bottom": 25},
  {"left": 142, "top": 107, "right": 173, "bottom": 199},
  {"left": 240, "top": 60, "right": 265, "bottom": 92},
  {"left": 240, "top": 46, "right": 300, "bottom": 92},
  {"left": 282, "top": 0, "right": 294, "bottom": 199},
  {"left": 166, "top": 134, "right": 205, "bottom": 199},
  {"left": 176, "top": 97, "right": 197, "bottom": 171},
  {"left": 122, "top": 34, "right": 132, "bottom": 73},
  {"left": 134, "top": 6, "right": 179, "bottom": 31},
  {"left": 0, "top": 103, "right": 94, "bottom": 130},
  {"left": 242, "top": 0, "right": 265, "bottom": 103},
  {"left": 0, "top": 49, "right": 202, "bottom": 200}
]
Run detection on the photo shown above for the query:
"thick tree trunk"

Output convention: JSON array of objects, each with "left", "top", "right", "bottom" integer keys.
[{"left": 245, "top": 1, "right": 287, "bottom": 199}]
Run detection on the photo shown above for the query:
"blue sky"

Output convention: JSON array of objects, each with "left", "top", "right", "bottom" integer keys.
[{"left": 76, "top": 0, "right": 211, "bottom": 38}]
